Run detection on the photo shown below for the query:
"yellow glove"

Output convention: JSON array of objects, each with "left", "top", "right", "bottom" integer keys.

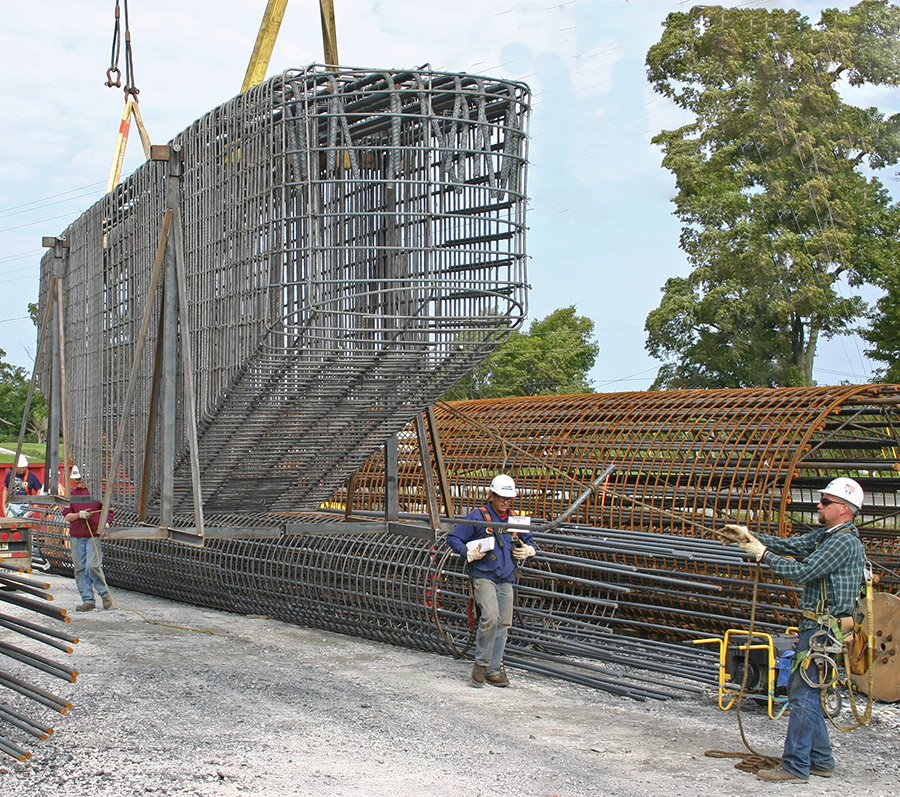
[
  {"left": 513, "top": 543, "right": 536, "bottom": 561},
  {"left": 466, "top": 543, "right": 486, "bottom": 563},
  {"left": 716, "top": 523, "right": 752, "bottom": 545}
]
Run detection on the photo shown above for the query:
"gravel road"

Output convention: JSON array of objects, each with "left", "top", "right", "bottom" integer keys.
[{"left": 2, "top": 573, "right": 898, "bottom": 796}]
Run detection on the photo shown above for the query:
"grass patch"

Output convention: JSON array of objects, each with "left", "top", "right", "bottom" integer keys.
[{"left": 0, "top": 442, "right": 64, "bottom": 464}]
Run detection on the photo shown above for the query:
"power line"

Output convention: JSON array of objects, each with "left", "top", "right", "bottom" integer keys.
[
  {"left": 0, "top": 250, "right": 42, "bottom": 266},
  {"left": 0, "top": 211, "right": 85, "bottom": 234},
  {"left": 0, "top": 273, "right": 41, "bottom": 287},
  {"left": 0, "top": 181, "right": 106, "bottom": 217}
]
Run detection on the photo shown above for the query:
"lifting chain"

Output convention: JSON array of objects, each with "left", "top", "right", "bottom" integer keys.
[{"left": 105, "top": 0, "right": 139, "bottom": 98}]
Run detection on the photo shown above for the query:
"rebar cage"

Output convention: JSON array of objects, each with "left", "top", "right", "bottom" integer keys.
[
  {"left": 344, "top": 386, "right": 900, "bottom": 596},
  {"left": 348, "top": 388, "right": 900, "bottom": 536},
  {"left": 38, "top": 65, "right": 531, "bottom": 520}
]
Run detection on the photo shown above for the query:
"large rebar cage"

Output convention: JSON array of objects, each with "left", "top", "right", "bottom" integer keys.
[
  {"left": 37, "top": 65, "right": 530, "bottom": 519},
  {"left": 344, "top": 386, "right": 900, "bottom": 595}
]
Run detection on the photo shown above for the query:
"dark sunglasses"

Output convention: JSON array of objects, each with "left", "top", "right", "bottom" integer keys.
[{"left": 819, "top": 497, "right": 839, "bottom": 506}]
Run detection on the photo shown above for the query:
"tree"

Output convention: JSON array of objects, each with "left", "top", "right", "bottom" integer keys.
[
  {"left": 0, "top": 348, "right": 47, "bottom": 443},
  {"left": 444, "top": 306, "right": 599, "bottom": 399},
  {"left": 644, "top": 1, "right": 900, "bottom": 388}
]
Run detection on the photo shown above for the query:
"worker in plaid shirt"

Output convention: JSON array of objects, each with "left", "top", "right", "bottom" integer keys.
[{"left": 719, "top": 477, "right": 866, "bottom": 785}]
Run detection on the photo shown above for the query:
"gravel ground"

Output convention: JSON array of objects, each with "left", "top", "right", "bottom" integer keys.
[{"left": 2, "top": 573, "right": 898, "bottom": 796}]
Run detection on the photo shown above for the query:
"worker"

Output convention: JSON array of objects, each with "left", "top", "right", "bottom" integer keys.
[
  {"left": 2, "top": 454, "right": 43, "bottom": 517},
  {"left": 447, "top": 474, "right": 536, "bottom": 687},
  {"left": 719, "top": 476, "right": 866, "bottom": 784},
  {"left": 64, "top": 465, "right": 115, "bottom": 612}
]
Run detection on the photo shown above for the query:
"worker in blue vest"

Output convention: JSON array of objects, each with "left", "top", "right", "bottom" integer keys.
[{"left": 447, "top": 474, "right": 536, "bottom": 687}]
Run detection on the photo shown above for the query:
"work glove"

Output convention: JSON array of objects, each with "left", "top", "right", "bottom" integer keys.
[
  {"left": 738, "top": 535, "right": 768, "bottom": 561},
  {"left": 716, "top": 524, "right": 753, "bottom": 545},
  {"left": 78, "top": 509, "right": 92, "bottom": 520},
  {"left": 466, "top": 544, "right": 486, "bottom": 563},
  {"left": 513, "top": 543, "right": 536, "bottom": 561}
]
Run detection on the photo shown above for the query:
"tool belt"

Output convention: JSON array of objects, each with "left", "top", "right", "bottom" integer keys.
[
  {"left": 800, "top": 604, "right": 869, "bottom": 677},
  {"left": 801, "top": 610, "right": 854, "bottom": 633}
]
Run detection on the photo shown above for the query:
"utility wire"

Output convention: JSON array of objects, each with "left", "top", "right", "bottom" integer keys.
[{"left": 0, "top": 182, "right": 106, "bottom": 219}]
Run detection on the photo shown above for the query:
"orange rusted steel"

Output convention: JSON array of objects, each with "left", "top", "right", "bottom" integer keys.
[
  {"left": 341, "top": 385, "right": 900, "bottom": 632},
  {"left": 346, "top": 387, "right": 899, "bottom": 535}
]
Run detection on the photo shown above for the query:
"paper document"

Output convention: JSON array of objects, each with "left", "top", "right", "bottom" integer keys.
[{"left": 466, "top": 536, "right": 495, "bottom": 552}]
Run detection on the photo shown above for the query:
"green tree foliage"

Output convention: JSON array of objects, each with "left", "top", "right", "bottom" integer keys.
[
  {"left": 0, "top": 348, "right": 47, "bottom": 443},
  {"left": 444, "top": 307, "right": 599, "bottom": 400},
  {"left": 644, "top": 1, "right": 900, "bottom": 388},
  {"left": 867, "top": 275, "right": 900, "bottom": 381}
]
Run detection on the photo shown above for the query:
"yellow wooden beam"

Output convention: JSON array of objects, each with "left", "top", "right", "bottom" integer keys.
[
  {"left": 241, "top": 0, "right": 291, "bottom": 93},
  {"left": 319, "top": 0, "right": 340, "bottom": 67}
]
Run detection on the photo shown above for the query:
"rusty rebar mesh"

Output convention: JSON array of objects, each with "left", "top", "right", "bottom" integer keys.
[
  {"left": 37, "top": 66, "right": 530, "bottom": 520},
  {"left": 342, "top": 386, "right": 900, "bottom": 623}
]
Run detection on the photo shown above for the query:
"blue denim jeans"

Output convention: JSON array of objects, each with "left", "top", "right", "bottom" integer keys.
[
  {"left": 781, "top": 627, "right": 835, "bottom": 778},
  {"left": 70, "top": 536, "right": 109, "bottom": 604},
  {"left": 472, "top": 578, "right": 513, "bottom": 675}
]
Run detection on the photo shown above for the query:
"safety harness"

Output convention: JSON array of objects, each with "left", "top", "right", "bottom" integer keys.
[
  {"left": 465, "top": 506, "right": 516, "bottom": 630},
  {"left": 795, "top": 530, "right": 876, "bottom": 731}
]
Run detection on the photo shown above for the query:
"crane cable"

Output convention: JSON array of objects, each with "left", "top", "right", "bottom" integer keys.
[
  {"left": 105, "top": 0, "right": 139, "bottom": 97},
  {"left": 103, "top": 0, "right": 151, "bottom": 193}
]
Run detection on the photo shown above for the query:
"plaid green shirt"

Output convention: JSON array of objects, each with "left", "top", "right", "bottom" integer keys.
[{"left": 755, "top": 522, "right": 865, "bottom": 629}]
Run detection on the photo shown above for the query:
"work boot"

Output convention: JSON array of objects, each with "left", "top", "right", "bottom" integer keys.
[
  {"left": 470, "top": 663, "right": 487, "bottom": 687},
  {"left": 757, "top": 767, "right": 809, "bottom": 783},
  {"left": 486, "top": 669, "right": 510, "bottom": 687},
  {"left": 809, "top": 765, "right": 834, "bottom": 778},
  {"left": 76, "top": 602, "right": 95, "bottom": 612},
  {"left": 102, "top": 595, "right": 114, "bottom": 610}
]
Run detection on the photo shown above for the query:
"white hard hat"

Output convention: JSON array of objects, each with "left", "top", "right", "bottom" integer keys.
[
  {"left": 70, "top": 465, "right": 83, "bottom": 480},
  {"left": 16, "top": 454, "right": 28, "bottom": 468},
  {"left": 821, "top": 477, "right": 864, "bottom": 511},
  {"left": 489, "top": 474, "right": 517, "bottom": 498}
]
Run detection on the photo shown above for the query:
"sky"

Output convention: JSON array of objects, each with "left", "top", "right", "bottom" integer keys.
[{"left": 1, "top": 0, "right": 898, "bottom": 390}]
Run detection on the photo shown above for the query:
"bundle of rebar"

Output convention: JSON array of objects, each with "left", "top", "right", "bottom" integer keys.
[
  {"left": 35, "top": 515, "right": 757, "bottom": 700},
  {"left": 0, "top": 563, "right": 76, "bottom": 761}
]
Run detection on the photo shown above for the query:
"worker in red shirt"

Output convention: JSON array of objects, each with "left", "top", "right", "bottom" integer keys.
[{"left": 64, "top": 465, "right": 114, "bottom": 612}]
